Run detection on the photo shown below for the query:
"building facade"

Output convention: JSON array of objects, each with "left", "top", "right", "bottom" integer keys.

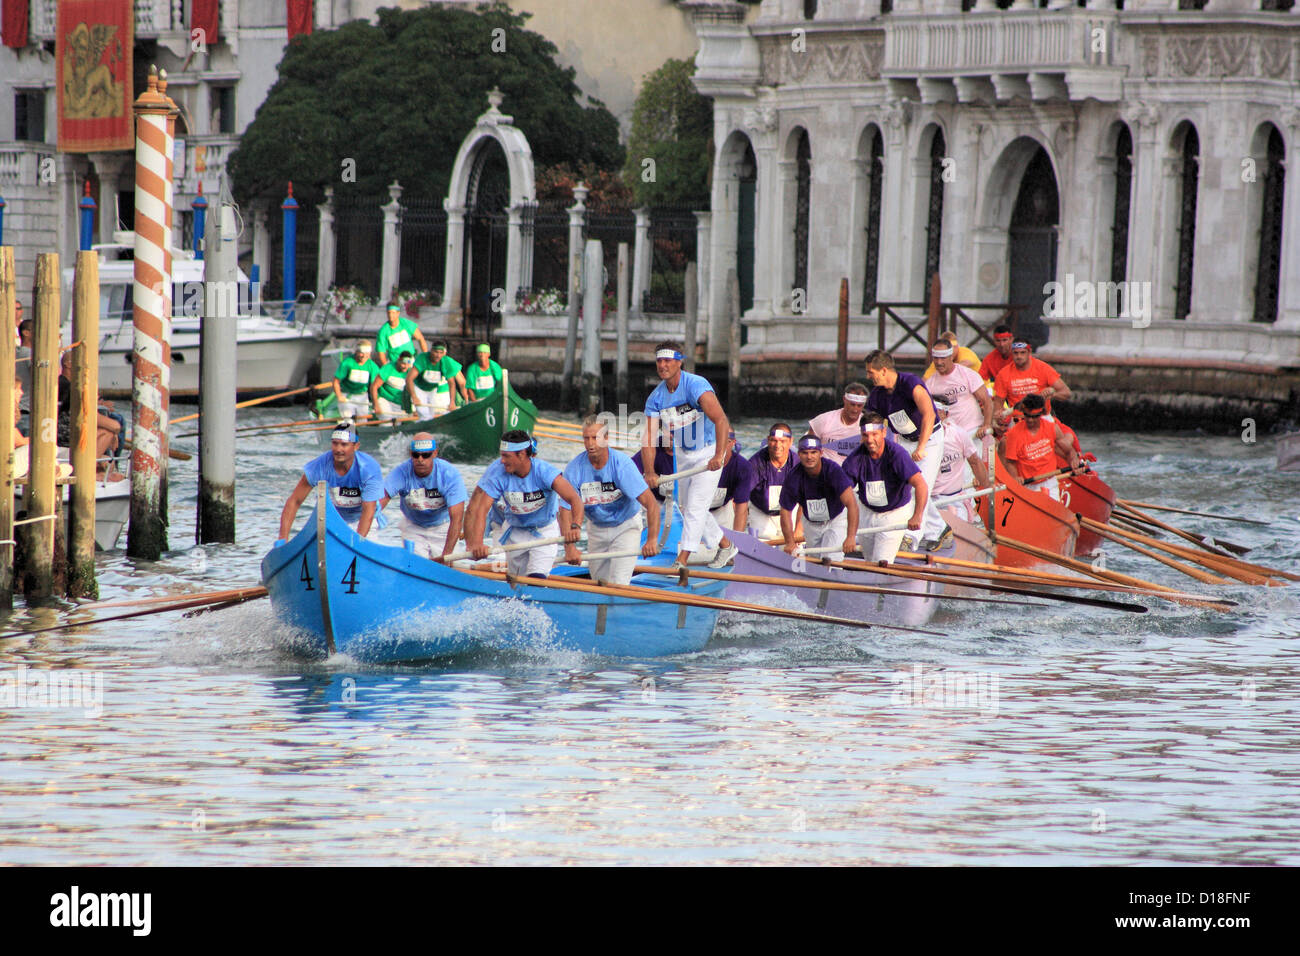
[{"left": 687, "top": 0, "right": 1299, "bottom": 422}]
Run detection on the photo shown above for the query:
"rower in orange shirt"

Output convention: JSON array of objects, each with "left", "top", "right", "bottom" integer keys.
[
  {"left": 999, "top": 394, "right": 1080, "bottom": 500},
  {"left": 978, "top": 325, "right": 1016, "bottom": 384},
  {"left": 992, "top": 340, "right": 1072, "bottom": 416}
]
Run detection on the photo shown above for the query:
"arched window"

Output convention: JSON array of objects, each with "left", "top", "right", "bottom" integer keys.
[
  {"left": 1254, "top": 126, "right": 1286, "bottom": 323},
  {"left": 793, "top": 130, "right": 812, "bottom": 302},
  {"left": 924, "top": 130, "right": 946, "bottom": 298},
  {"left": 1110, "top": 124, "right": 1133, "bottom": 287},
  {"left": 1174, "top": 125, "right": 1200, "bottom": 321},
  {"left": 863, "top": 131, "right": 884, "bottom": 312}
]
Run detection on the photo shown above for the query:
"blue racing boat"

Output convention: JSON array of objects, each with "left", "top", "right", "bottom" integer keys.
[{"left": 261, "top": 487, "right": 727, "bottom": 661}]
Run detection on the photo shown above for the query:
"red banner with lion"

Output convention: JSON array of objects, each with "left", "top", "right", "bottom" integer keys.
[{"left": 57, "top": 0, "right": 134, "bottom": 153}]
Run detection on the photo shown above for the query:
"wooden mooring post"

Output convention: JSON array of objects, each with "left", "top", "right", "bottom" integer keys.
[
  {"left": 20, "top": 253, "right": 60, "bottom": 599},
  {"left": 67, "top": 249, "right": 100, "bottom": 599},
  {"left": 835, "top": 276, "right": 849, "bottom": 396}
]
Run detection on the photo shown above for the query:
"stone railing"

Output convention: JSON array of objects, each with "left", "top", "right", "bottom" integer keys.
[
  {"left": 882, "top": 9, "right": 1108, "bottom": 77},
  {"left": 30, "top": 0, "right": 184, "bottom": 39},
  {"left": 179, "top": 134, "right": 239, "bottom": 194},
  {"left": 0, "top": 141, "right": 57, "bottom": 186}
]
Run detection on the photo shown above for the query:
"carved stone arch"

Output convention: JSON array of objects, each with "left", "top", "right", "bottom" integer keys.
[
  {"left": 440, "top": 90, "right": 537, "bottom": 327},
  {"left": 715, "top": 129, "right": 759, "bottom": 317},
  {"left": 1243, "top": 121, "right": 1286, "bottom": 323}
]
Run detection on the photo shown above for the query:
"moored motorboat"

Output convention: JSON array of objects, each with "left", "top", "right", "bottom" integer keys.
[
  {"left": 723, "top": 528, "right": 947, "bottom": 628},
  {"left": 261, "top": 491, "right": 727, "bottom": 661}
]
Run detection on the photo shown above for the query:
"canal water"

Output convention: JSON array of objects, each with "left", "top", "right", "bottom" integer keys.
[{"left": 1, "top": 410, "right": 1297, "bottom": 865}]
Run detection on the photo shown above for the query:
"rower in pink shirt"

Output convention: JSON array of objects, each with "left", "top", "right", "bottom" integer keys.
[{"left": 807, "top": 382, "right": 869, "bottom": 465}]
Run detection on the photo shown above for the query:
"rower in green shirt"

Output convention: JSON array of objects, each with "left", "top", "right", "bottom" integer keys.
[
  {"left": 370, "top": 350, "right": 415, "bottom": 422},
  {"left": 466, "top": 342, "right": 504, "bottom": 400},
  {"left": 332, "top": 340, "right": 381, "bottom": 420},
  {"left": 375, "top": 303, "right": 428, "bottom": 366},
  {"left": 407, "top": 340, "right": 468, "bottom": 419}
]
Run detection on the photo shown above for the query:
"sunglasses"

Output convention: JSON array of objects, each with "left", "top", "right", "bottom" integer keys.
[{"left": 411, "top": 451, "right": 433, "bottom": 459}]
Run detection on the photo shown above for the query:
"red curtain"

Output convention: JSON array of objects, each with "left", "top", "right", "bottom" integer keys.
[
  {"left": 287, "top": 0, "right": 312, "bottom": 40},
  {"left": 191, "top": 0, "right": 218, "bottom": 45},
  {"left": 2, "top": 0, "right": 30, "bottom": 49}
]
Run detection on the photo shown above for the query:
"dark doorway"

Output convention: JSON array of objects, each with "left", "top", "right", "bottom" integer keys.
[
  {"left": 737, "top": 142, "right": 757, "bottom": 320},
  {"left": 1007, "top": 147, "right": 1059, "bottom": 347},
  {"left": 463, "top": 142, "right": 510, "bottom": 342},
  {"left": 1253, "top": 125, "right": 1284, "bottom": 324}
]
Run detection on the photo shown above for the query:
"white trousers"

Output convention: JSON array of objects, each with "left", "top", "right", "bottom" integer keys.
[
  {"left": 585, "top": 513, "right": 643, "bottom": 586},
  {"left": 859, "top": 502, "right": 913, "bottom": 564},
  {"left": 338, "top": 397, "right": 369, "bottom": 420},
  {"left": 804, "top": 510, "right": 849, "bottom": 562},
  {"left": 933, "top": 494, "right": 977, "bottom": 525},
  {"left": 895, "top": 426, "right": 947, "bottom": 542},
  {"left": 747, "top": 509, "right": 784, "bottom": 543},
  {"left": 412, "top": 385, "right": 450, "bottom": 420},
  {"left": 502, "top": 518, "right": 559, "bottom": 577},
  {"left": 399, "top": 516, "right": 451, "bottom": 560},
  {"left": 710, "top": 500, "right": 737, "bottom": 534},
  {"left": 673, "top": 444, "right": 724, "bottom": 555},
  {"left": 374, "top": 395, "right": 405, "bottom": 421}
]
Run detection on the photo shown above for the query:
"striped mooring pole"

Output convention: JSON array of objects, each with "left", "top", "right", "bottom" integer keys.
[
  {"left": 78, "top": 181, "right": 96, "bottom": 251},
  {"left": 281, "top": 181, "right": 298, "bottom": 324},
  {"left": 127, "top": 66, "right": 178, "bottom": 560},
  {"left": 0, "top": 193, "right": 6, "bottom": 244}
]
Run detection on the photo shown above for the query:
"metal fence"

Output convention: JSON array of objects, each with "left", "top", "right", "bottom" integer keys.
[
  {"left": 399, "top": 198, "right": 447, "bottom": 298},
  {"left": 645, "top": 205, "right": 697, "bottom": 314},
  {"left": 333, "top": 194, "right": 384, "bottom": 298},
  {"left": 519, "top": 199, "right": 572, "bottom": 304}
]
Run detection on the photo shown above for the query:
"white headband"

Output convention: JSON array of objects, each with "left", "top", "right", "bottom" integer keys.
[
  {"left": 861, "top": 422, "right": 886, "bottom": 433},
  {"left": 655, "top": 348, "right": 683, "bottom": 361},
  {"left": 931, "top": 345, "right": 954, "bottom": 358},
  {"left": 769, "top": 428, "right": 792, "bottom": 439},
  {"left": 843, "top": 392, "right": 867, "bottom": 404}
]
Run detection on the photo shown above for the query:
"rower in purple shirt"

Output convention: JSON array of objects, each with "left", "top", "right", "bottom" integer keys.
[
  {"left": 841, "top": 412, "right": 929, "bottom": 563},
  {"left": 747, "top": 423, "right": 801, "bottom": 543},
  {"left": 778, "top": 434, "right": 859, "bottom": 562},
  {"left": 864, "top": 348, "right": 951, "bottom": 551}
]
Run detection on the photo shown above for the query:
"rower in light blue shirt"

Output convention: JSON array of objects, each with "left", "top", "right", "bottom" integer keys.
[
  {"left": 378, "top": 433, "right": 468, "bottom": 562},
  {"left": 560, "top": 416, "right": 661, "bottom": 584}
]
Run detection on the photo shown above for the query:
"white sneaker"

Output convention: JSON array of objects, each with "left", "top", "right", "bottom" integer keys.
[
  {"left": 899, "top": 534, "right": 918, "bottom": 553},
  {"left": 708, "top": 542, "right": 737, "bottom": 568}
]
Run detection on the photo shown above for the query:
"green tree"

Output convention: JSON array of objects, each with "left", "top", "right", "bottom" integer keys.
[
  {"left": 623, "top": 57, "right": 713, "bottom": 208},
  {"left": 229, "top": 3, "right": 623, "bottom": 205}
]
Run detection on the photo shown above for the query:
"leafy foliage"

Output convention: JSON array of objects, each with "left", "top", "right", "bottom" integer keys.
[
  {"left": 622, "top": 57, "right": 713, "bottom": 208},
  {"left": 229, "top": 3, "right": 623, "bottom": 205}
]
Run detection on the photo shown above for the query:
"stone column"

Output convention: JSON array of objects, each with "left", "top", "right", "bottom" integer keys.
[
  {"left": 1124, "top": 104, "right": 1162, "bottom": 319},
  {"left": 316, "top": 185, "right": 336, "bottom": 300},
  {"left": 380, "top": 181, "right": 403, "bottom": 302},
  {"left": 442, "top": 201, "right": 466, "bottom": 318},
  {"left": 631, "top": 206, "right": 650, "bottom": 316},
  {"left": 694, "top": 210, "right": 712, "bottom": 337},
  {"left": 505, "top": 201, "right": 524, "bottom": 311},
  {"left": 877, "top": 102, "right": 912, "bottom": 303},
  {"left": 91, "top": 152, "right": 131, "bottom": 244},
  {"left": 752, "top": 143, "right": 780, "bottom": 316},
  {"left": 252, "top": 203, "right": 271, "bottom": 284}
]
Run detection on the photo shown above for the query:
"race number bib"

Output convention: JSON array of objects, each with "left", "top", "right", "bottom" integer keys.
[
  {"left": 424, "top": 369, "right": 444, "bottom": 385},
  {"left": 709, "top": 486, "right": 728, "bottom": 509},
  {"left": 805, "top": 497, "right": 830, "bottom": 522},
  {"left": 864, "top": 480, "right": 887, "bottom": 507},
  {"left": 767, "top": 485, "right": 782, "bottom": 513},
  {"left": 387, "top": 330, "right": 410, "bottom": 349},
  {"left": 888, "top": 409, "right": 917, "bottom": 436},
  {"left": 386, "top": 374, "right": 405, "bottom": 391},
  {"left": 579, "top": 480, "right": 623, "bottom": 507},
  {"left": 504, "top": 489, "right": 546, "bottom": 515},
  {"left": 660, "top": 402, "right": 701, "bottom": 431},
  {"left": 332, "top": 485, "right": 362, "bottom": 510},
  {"left": 475, "top": 375, "right": 494, "bottom": 391},
  {"left": 405, "top": 487, "right": 445, "bottom": 511},
  {"left": 347, "top": 368, "right": 369, "bottom": 385}
]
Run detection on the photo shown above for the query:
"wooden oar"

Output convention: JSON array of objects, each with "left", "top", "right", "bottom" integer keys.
[
  {"left": 1075, "top": 518, "right": 1235, "bottom": 586},
  {"left": 655, "top": 462, "right": 711, "bottom": 487},
  {"left": 532, "top": 428, "right": 636, "bottom": 448},
  {"left": 79, "top": 586, "right": 268, "bottom": 611},
  {"left": 1116, "top": 498, "right": 1267, "bottom": 526},
  {"left": 177, "top": 416, "right": 337, "bottom": 439},
  {"left": 1081, "top": 515, "right": 1290, "bottom": 586},
  {"left": 0, "top": 587, "right": 269, "bottom": 638},
  {"left": 474, "top": 568, "right": 946, "bottom": 636},
  {"left": 632, "top": 564, "right": 1051, "bottom": 609},
  {"left": 806, "top": 556, "right": 1149, "bottom": 613},
  {"left": 990, "top": 535, "right": 1231, "bottom": 609},
  {"left": 170, "top": 382, "right": 333, "bottom": 425},
  {"left": 1114, "top": 501, "right": 1259, "bottom": 562},
  {"left": 535, "top": 416, "right": 585, "bottom": 430},
  {"left": 888, "top": 554, "right": 1237, "bottom": 605},
  {"left": 443, "top": 535, "right": 567, "bottom": 565}
]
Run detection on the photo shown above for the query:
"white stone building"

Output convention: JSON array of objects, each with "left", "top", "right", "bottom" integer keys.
[{"left": 686, "top": 0, "right": 1299, "bottom": 418}]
